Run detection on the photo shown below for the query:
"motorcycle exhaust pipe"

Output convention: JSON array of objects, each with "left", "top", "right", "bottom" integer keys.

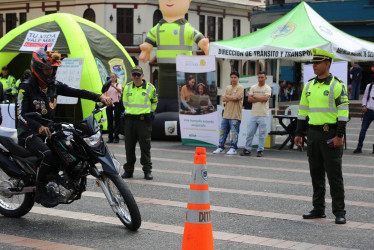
[{"left": 0, "top": 151, "right": 25, "bottom": 178}]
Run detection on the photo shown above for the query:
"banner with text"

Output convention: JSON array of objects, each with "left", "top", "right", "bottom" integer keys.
[
  {"left": 56, "top": 58, "right": 84, "bottom": 104},
  {"left": 176, "top": 55, "right": 218, "bottom": 147},
  {"left": 20, "top": 31, "right": 60, "bottom": 51}
]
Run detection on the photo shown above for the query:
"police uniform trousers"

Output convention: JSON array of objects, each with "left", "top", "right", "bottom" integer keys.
[
  {"left": 106, "top": 102, "right": 122, "bottom": 140},
  {"left": 123, "top": 117, "right": 152, "bottom": 173},
  {"left": 307, "top": 126, "right": 346, "bottom": 215}
]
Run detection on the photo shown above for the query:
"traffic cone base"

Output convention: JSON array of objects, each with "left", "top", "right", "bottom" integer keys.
[{"left": 182, "top": 223, "right": 214, "bottom": 250}]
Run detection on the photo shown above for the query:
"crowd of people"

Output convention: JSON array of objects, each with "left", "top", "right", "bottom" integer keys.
[{"left": 0, "top": 45, "right": 373, "bottom": 219}]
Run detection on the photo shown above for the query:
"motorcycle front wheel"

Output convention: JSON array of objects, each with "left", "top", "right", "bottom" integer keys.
[
  {"left": 102, "top": 173, "right": 141, "bottom": 231},
  {"left": 0, "top": 169, "right": 35, "bottom": 218}
]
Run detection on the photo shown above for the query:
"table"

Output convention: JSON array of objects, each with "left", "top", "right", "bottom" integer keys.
[{"left": 269, "top": 115, "right": 298, "bottom": 150}]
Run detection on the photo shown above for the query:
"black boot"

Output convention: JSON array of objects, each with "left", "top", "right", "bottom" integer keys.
[
  {"left": 35, "top": 182, "right": 59, "bottom": 208},
  {"left": 35, "top": 166, "right": 59, "bottom": 208}
]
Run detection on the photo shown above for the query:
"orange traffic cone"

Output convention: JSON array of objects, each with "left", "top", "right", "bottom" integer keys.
[{"left": 182, "top": 147, "right": 214, "bottom": 250}]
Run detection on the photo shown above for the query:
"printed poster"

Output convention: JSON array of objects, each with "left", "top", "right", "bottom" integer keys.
[
  {"left": 56, "top": 58, "right": 84, "bottom": 104},
  {"left": 20, "top": 31, "right": 60, "bottom": 51},
  {"left": 176, "top": 55, "right": 218, "bottom": 147}
]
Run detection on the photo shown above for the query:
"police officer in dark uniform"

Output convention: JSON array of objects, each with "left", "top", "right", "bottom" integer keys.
[
  {"left": 121, "top": 66, "right": 158, "bottom": 180},
  {"left": 295, "top": 48, "right": 349, "bottom": 224},
  {"left": 18, "top": 48, "right": 112, "bottom": 207}
]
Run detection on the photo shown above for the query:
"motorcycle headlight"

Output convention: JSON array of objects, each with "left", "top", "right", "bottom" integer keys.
[{"left": 83, "top": 130, "right": 102, "bottom": 147}]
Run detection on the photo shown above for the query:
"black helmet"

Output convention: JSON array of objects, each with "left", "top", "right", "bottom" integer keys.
[{"left": 30, "top": 47, "right": 62, "bottom": 88}]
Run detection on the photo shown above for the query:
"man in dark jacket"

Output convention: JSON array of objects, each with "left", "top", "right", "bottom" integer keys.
[{"left": 349, "top": 62, "right": 362, "bottom": 100}]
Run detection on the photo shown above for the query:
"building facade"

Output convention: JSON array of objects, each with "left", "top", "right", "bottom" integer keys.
[{"left": 0, "top": 0, "right": 265, "bottom": 103}]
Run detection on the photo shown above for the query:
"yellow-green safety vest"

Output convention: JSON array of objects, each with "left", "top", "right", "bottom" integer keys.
[
  {"left": 145, "top": 19, "right": 204, "bottom": 64},
  {"left": 298, "top": 76, "right": 349, "bottom": 125},
  {"left": 123, "top": 81, "right": 158, "bottom": 115},
  {"left": 0, "top": 75, "right": 16, "bottom": 95}
]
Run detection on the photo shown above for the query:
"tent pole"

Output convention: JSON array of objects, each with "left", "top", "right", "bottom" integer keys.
[{"left": 275, "top": 59, "right": 280, "bottom": 116}]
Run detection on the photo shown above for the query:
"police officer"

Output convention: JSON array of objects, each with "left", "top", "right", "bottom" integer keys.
[
  {"left": 16, "top": 69, "right": 32, "bottom": 91},
  {"left": 0, "top": 66, "right": 17, "bottom": 103},
  {"left": 121, "top": 66, "right": 158, "bottom": 180},
  {"left": 295, "top": 48, "right": 349, "bottom": 224}
]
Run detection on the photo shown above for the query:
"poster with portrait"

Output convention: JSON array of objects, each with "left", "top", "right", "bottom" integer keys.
[{"left": 176, "top": 55, "right": 218, "bottom": 147}]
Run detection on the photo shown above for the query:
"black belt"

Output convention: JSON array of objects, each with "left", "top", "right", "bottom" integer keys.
[
  {"left": 125, "top": 114, "right": 151, "bottom": 120},
  {"left": 309, "top": 124, "right": 337, "bottom": 131}
]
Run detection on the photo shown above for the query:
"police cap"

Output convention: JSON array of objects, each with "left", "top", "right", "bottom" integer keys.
[
  {"left": 131, "top": 66, "right": 143, "bottom": 75},
  {"left": 311, "top": 48, "right": 335, "bottom": 62}
]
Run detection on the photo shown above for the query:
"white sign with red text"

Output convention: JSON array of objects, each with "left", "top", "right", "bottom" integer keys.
[{"left": 20, "top": 31, "right": 60, "bottom": 51}]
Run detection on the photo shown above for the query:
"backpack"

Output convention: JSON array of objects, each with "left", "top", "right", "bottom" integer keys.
[{"left": 367, "top": 84, "right": 373, "bottom": 103}]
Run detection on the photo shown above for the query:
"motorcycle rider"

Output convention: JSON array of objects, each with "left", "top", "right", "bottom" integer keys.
[{"left": 17, "top": 47, "right": 112, "bottom": 208}]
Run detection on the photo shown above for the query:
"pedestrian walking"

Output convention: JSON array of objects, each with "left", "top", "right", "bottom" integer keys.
[
  {"left": 240, "top": 71, "right": 271, "bottom": 157},
  {"left": 294, "top": 48, "right": 349, "bottom": 224},
  {"left": 121, "top": 66, "right": 158, "bottom": 180},
  {"left": 353, "top": 76, "right": 374, "bottom": 154}
]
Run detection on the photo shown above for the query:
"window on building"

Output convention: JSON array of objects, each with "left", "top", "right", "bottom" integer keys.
[
  {"left": 19, "top": 13, "right": 27, "bottom": 25},
  {"left": 199, "top": 15, "right": 205, "bottom": 36},
  {"left": 0, "top": 14, "right": 4, "bottom": 38},
  {"left": 45, "top": 11, "right": 57, "bottom": 15},
  {"left": 207, "top": 16, "right": 216, "bottom": 42},
  {"left": 273, "top": 0, "right": 285, "bottom": 6},
  {"left": 83, "top": 8, "right": 95, "bottom": 23},
  {"left": 117, "top": 8, "right": 134, "bottom": 45},
  {"left": 153, "top": 9, "right": 163, "bottom": 26},
  {"left": 6, "top": 13, "right": 17, "bottom": 33},
  {"left": 218, "top": 17, "right": 223, "bottom": 41},
  {"left": 233, "top": 19, "right": 240, "bottom": 38}
]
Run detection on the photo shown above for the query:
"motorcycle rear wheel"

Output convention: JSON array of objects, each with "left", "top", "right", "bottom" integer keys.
[
  {"left": 0, "top": 169, "right": 35, "bottom": 218},
  {"left": 102, "top": 173, "right": 141, "bottom": 231}
]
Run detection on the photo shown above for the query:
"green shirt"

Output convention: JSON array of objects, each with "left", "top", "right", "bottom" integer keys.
[
  {"left": 145, "top": 18, "right": 204, "bottom": 64},
  {"left": 123, "top": 80, "right": 158, "bottom": 115},
  {"left": 298, "top": 74, "right": 349, "bottom": 125}
]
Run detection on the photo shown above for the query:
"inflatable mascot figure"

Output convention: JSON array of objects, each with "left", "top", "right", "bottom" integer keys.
[{"left": 139, "top": 0, "right": 209, "bottom": 113}]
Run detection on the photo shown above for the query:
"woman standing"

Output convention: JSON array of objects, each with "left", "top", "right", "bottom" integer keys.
[{"left": 104, "top": 73, "right": 123, "bottom": 143}]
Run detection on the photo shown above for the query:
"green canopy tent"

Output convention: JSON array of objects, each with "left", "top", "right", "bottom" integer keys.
[
  {"left": 0, "top": 13, "right": 134, "bottom": 125},
  {"left": 209, "top": 1, "right": 374, "bottom": 112}
]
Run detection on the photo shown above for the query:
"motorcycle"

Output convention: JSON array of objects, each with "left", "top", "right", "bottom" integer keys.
[{"left": 0, "top": 103, "right": 141, "bottom": 231}]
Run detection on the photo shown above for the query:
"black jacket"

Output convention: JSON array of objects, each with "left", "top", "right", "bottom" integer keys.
[{"left": 18, "top": 76, "right": 101, "bottom": 136}]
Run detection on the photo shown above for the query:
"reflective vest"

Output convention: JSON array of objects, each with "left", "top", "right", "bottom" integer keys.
[
  {"left": 298, "top": 76, "right": 349, "bottom": 125},
  {"left": 0, "top": 75, "right": 16, "bottom": 95},
  {"left": 123, "top": 81, "right": 158, "bottom": 115},
  {"left": 145, "top": 19, "right": 204, "bottom": 64}
]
